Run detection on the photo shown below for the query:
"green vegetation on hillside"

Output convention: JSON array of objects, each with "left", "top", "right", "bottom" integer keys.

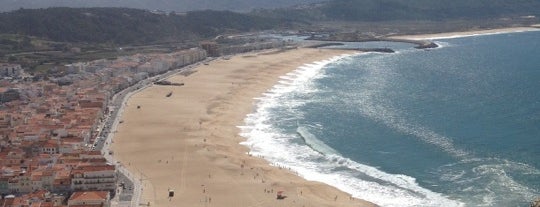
[
  {"left": 2, "top": 1, "right": 538, "bottom": 46},
  {"left": 1, "top": 1, "right": 538, "bottom": 72},
  {"left": 0, "top": 7, "right": 290, "bottom": 72},
  {"left": 254, "top": 0, "right": 540, "bottom": 21},
  {"left": 0, "top": 7, "right": 284, "bottom": 45},
  {"left": 322, "top": 0, "right": 540, "bottom": 21}
]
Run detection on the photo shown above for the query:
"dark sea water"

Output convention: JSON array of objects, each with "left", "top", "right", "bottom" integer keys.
[{"left": 240, "top": 31, "right": 540, "bottom": 207}]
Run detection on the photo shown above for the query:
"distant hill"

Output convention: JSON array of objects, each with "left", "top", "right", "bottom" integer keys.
[
  {"left": 0, "top": 7, "right": 285, "bottom": 44},
  {"left": 1, "top": 1, "right": 539, "bottom": 46},
  {"left": 0, "top": 0, "right": 325, "bottom": 12},
  {"left": 254, "top": 0, "right": 540, "bottom": 21}
]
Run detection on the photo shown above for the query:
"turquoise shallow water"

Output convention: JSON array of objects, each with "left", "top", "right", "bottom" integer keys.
[{"left": 241, "top": 31, "right": 540, "bottom": 206}]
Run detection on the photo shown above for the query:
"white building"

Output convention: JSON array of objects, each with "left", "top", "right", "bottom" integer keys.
[{"left": 71, "top": 165, "right": 116, "bottom": 191}]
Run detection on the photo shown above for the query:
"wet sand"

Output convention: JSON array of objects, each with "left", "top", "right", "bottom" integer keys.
[{"left": 111, "top": 48, "right": 376, "bottom": 207}]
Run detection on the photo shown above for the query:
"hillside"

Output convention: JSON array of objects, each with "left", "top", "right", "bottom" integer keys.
[
  {"left": 254, "top": 0, "right": 540, "bottom": 21},
  {"left": 0, "top": 7, "right": 284, "bottom": 45},
  {"left": 0, "top": 0, "right": 326, "bottom": 12},
  {"left": 3, "top": 1, "right": 538, "bottom": 45}
]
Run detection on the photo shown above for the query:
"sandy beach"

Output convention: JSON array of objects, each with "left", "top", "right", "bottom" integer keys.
[
  {"left": 391, "top": 26, "right": 539, "bottom": 40},
  {"left": 111, "top": 48, "right": 376, "bottom": 207}
]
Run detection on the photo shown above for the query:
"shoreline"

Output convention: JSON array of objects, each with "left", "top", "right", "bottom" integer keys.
[
  {"left": 389, "top": 26, "right": 540, "bottom": 40},
  {"left": 306, "top": 26, "right": 540, "bottom": 50},
  {"left": 111, "top": 48, "right": 376, "bottom": 207},
  {"left": 106, "top": 26, "right": 540, "bottom": 207}
]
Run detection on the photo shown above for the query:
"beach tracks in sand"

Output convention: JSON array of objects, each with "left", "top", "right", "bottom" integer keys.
[{"left": 112, "top": 48, "right": 375, "bottom": 207}]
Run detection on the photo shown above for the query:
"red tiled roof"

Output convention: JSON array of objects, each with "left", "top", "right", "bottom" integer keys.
[
  {"left": 72, "top": 165, "right": 115, "bottom": 174},
  {"left": 69, "top": 191, "right": 108, "bottom": 201}
]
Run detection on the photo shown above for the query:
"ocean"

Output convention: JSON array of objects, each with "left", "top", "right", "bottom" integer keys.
[{"left": 240, "top": 31, "right": 540, "bottom": 207}]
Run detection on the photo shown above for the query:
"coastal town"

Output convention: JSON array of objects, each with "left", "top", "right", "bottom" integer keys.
[
  {"left": 2, "top": 27, "right": 540, "bottom": 206},
  {"left": 0, "top": 30, "right": 295, "bottom": 205},
  {"left": 2, "top": 24, "right": 540, "bottom": 205},
  {"left": 0, "top": 46, "right": 208, "bottom": 206},
  {"left": 1, "top": 1, "right": 540, "bottom": 206}
]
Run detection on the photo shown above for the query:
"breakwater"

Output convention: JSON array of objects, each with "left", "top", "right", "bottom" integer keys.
[{"left": 306, "top": 34, "right": 438, "bottom": 49}]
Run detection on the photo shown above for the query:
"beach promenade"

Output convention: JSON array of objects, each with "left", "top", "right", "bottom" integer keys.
[
  {"left": 97, "top": 60, "right": 211, "bottom": 207},
  {"left": 110, "top": 48, "right": 376, "bottom": 207}
]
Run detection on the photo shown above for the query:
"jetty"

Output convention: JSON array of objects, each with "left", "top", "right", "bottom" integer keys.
[
  {"left": 306, "top": 33, "right": 439, "bottom": 49},
  {"left": 307, "top": 43, "right": 395, "bottom": 53},
  {"left": 380, "top": 37, "right": 438, "bottom": 49}
]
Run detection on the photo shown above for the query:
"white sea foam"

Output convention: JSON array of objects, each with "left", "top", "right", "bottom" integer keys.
[
  {"left": 436, "top": 158, "right": 540, "bottom": 206},
  {"left": 433, "top": 41, "right": 452, "bottom": 48},
  {"left": 238, "top": 55, "right": 464, "bottom": 207},
  {"left": 239, "top": 50, "right": 540, "bottom": 206},
  {"left": 240, "top": 119, "right": 464, "bottom": 206},
  {"left": 345, "top": 53, "right": 540, "bottom": 206},
  {"left": 297, "top": 126, "right": 340, "bottom": 155}
]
